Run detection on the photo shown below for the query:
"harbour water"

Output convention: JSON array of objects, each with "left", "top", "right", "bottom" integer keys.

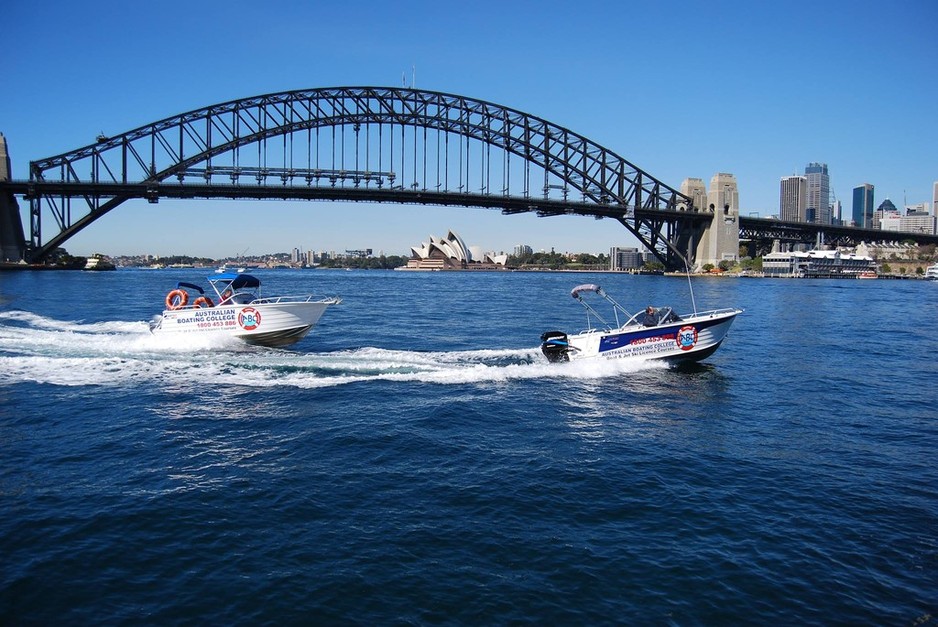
[{"left": 1, "top": 269, "right": 936, "bottom": 624}]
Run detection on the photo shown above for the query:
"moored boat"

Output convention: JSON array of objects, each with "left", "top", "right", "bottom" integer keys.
[
  {"left": 925, "top": 263, "right": 938, "bottom": 281},
  {"left": 149, "top": 273, "right": 340, "bottom": 347},
  {"left": 540, "top": 284, "right": 741, "bottom": 364}
]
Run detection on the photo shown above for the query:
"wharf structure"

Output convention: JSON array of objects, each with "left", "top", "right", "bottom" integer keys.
[{"left": 763, "top": 248, "right": 876, "bottom": 278}]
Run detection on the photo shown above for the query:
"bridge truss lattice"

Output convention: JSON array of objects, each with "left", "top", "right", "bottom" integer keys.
[{"left": 20, "top": 86, "right": 704, "bottom": 264}]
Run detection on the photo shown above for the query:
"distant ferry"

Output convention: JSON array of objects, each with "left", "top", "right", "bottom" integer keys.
[
  {"left": 83, "top": 253, "right": 116, "bottom": 271},
  {"left": 926, "top": 263, "right": 938, "bottom": 281}
]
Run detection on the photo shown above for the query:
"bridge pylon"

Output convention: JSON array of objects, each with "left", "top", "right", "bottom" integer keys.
[
  {"left": 687, "top": 173, "right": 740, "bottom": 270},
  {"left": 0, "top": 133, "right": 27, "bottom": 262}
]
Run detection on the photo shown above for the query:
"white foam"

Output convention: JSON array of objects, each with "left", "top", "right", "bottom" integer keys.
[{"left": 0, "top": 312, "right": 665, "bottom": 389}]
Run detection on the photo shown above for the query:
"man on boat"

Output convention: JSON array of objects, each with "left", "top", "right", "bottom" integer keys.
[{"left": 642, "top": 306, "right": 658, "bottom": 327}]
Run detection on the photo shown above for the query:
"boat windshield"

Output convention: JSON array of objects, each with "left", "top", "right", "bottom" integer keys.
[
  {"left": 625, "top": 306, "right": 681, "bottom": 327},
  {"left": 207, "top": 273, "right": 261, "bottom": 303}
]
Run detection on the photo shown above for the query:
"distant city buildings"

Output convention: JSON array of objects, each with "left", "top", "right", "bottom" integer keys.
[
  {"left": 805, "top": 163, "right": 831, "bottom": 224},
  {"left": 773, "top": 165, "right": 933, "bottom": 234},
  {"left": 852, "top": 184, "right": 875, "bottom": 228},
  {"left": 779, "top": 163, "right": 833, "bottom": 224},
  {"left": 609, "top": 247, "right": 644, "bottom": 271},
  {"left": 780, "top": 175, "right": 808, "bottom": 222}
]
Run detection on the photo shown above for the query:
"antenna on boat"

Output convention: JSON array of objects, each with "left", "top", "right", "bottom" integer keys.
[
  {"left": 657, "top": 240, "right": 698, "bottom": 315},
  {"left": 683, "top": 254, "right": 698, "bottom": 316}
]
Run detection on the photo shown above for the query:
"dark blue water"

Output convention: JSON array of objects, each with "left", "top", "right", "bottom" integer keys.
[{"left": 1, "top": 269, "right": 936, "bottom": 625}]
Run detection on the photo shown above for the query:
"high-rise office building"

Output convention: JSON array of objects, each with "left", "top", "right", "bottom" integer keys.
[
  {"left": 780, "top": 176, "right": 807, "bottom": 222},
  {"left": 805, "top": 163, "right": 831, "bottom": 224},
  {"left": 933, "top": 181, "right": 938, "bottom": 216},
  {"left": 852, "top": 183, "right": 874, "bottom": 228}
]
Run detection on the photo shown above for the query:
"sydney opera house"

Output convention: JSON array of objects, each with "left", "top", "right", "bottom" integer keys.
[{"left": 403, "top": 230, "right": 509, "bottom": 270}]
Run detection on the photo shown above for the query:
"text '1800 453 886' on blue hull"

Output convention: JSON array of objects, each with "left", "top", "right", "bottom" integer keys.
[{"left": 540, "top": 284, "right": 742, "bottom": 364}]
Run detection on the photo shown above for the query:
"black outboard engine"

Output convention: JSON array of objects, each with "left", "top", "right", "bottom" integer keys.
[{"left": 540, "top": 330, "right": 570, "bottom": 363}]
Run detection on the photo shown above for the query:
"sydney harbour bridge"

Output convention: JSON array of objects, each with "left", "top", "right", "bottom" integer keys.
[{"left": 1, "top": 86, "right": 935, "bottom": 268}]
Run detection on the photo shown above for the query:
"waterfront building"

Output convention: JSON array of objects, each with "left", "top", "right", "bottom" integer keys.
[
  {"left": 763, "top": 248, "right": 876, "bottom": 278},
  {"left": 610, "top": 247, "right": 643, "bottom": 271},
  {"left": 857, "top": 241, "right": 917, "bottom": 261},
  {"left": 852, "top": 184, "right": 875, "bottom": 228},
  {"left": 780, "top": 176, "right": 808, "bottom": 222},
  {"left": 405, "top": 230, "right": 507, "bottom": 270}
]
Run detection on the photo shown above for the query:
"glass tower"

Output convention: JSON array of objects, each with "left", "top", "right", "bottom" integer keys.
[{"left": 852, "top": 184, "right": 874, "bottom": 228}]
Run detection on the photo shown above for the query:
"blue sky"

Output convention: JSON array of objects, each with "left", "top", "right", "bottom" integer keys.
[{"left": 3, "top": 0, "right": 936, "bottom": 258}]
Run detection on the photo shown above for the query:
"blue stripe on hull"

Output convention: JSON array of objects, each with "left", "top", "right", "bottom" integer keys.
[{"left": 597, "top": 316, "right": 728, "bottom": 353}]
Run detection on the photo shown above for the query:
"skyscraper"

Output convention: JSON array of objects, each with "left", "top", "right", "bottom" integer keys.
[
  {"left": 805, "top": 163, "right": 831, "bottom": 224},
  {"left": 852, "top": 183, "right": 874, "bottom": 228},
  {"left": 780, "top": 176, "right": 807, "bottom": 222}
]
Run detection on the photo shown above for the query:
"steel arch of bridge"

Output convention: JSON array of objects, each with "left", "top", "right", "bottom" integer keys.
[{"left": 21, "top": 86, "right": 706, "bottom": 264}]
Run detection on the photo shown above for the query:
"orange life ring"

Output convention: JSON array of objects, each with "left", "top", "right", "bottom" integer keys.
[
  {"left": 193, "top": 296, "right": 214, "bottom": 308},
  {"left": 165, "top": 289, "right": 188, "bottom": 310}
]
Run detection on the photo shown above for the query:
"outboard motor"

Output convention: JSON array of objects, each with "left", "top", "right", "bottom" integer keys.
[{"left": 540, "top": 330, "right": 570, "bottom": 363}]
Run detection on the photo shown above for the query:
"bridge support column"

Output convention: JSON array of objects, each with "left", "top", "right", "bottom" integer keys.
[
  {"left": 694, "top": 172, "right": 740, "bottom": 270},
  {"left": 0, "top": 133, "right": 26, "bottom": 262}
]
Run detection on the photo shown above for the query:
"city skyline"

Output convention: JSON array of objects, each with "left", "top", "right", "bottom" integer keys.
[{"left": 2, "top": 0, "right": 936, "bottom": 258}]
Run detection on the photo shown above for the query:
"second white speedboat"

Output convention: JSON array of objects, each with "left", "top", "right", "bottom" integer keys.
[
  {"left": 540, "top": 284, "right": 741, "bottom": 364},
  {"left": 150, "top": 273, "right": 340, "bottom": 347}
]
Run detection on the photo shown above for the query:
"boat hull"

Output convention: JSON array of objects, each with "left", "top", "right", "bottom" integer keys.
[
  {"left": 543, "top": 309, "right": 741, "bottom": 364},
  {"left": 150, "top": 301, "right": 335, "bottom": 348}
]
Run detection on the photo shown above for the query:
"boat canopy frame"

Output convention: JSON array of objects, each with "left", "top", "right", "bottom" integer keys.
[
  {"left": 570, "top": 283, "right": 633, "bottom": 329},
  {"left": 569, "top": 283, "right": 681, "bottom": 332}
]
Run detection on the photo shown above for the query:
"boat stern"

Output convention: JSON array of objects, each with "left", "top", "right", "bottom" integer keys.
[{"left": 540, "top": 330, "right": 570, "bottom": 362}]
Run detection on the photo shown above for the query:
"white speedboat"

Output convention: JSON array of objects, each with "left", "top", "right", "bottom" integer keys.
[
  {"left": 540, "top": 284, "right": 741, "bottom": 364},
  {"left": 926, "top": 263, "right": 938, "bottom": 281},
  {"left": 149, "top": 273, "right": 340, "bottom": 347}
]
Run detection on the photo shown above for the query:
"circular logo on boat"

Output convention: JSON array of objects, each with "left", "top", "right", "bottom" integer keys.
[
  {"left": 238, "top": 307, "right": 261, "bottom": 331},
  {"left": 677, "top": 325, "right": 698, "bottom": 351}
]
